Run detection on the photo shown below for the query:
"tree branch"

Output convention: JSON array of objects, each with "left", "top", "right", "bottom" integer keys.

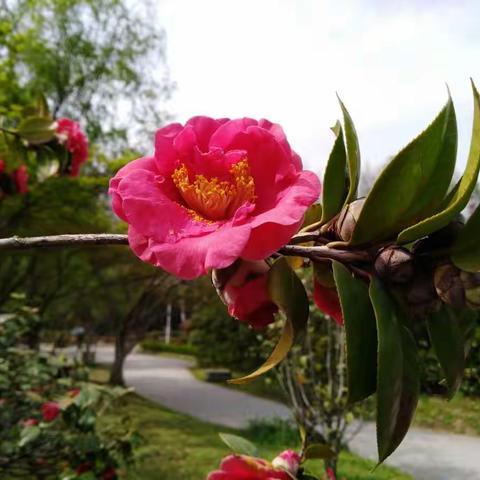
[
  {"left": 0, "top": 234, "right": 128, "bottom": 250},
  {"left": 0, "top": 233, "right": 371, "bottom": 265}
]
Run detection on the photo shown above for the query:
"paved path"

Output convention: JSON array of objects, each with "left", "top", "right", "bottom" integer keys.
[{"left": 95, "top": 346, "right": 480, "bottom": 480}]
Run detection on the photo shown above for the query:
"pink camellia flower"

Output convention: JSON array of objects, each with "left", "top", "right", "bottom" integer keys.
[
  {"left": 56, "top": 118, "right": 89, "bottom": 176},
  {"left": 213, "top": 260, "right": 278, "bottom": 329},
  {"left": 22, "top": 418, "right": 39, "bottom": 427},
  {"left": 109, "top": 117, "right": 320, "bottom": 280},
  {"left": 41, "top": 401, "right": 61, "bottom": 422},
  {"left": 271, "top": 449, "right": 301, "bottom": 474},
  {"left": 207, "top": 453, "right": 296, "bottom": 480},
  {"left": 314, "top": 281, "right": 344, "bottom": 326},
  {"left": 13, "top": 165, "right": 28, "bottom": 194}
]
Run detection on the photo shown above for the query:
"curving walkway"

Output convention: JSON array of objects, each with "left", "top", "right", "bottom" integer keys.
[{"left": 95, "top": 346, "right": 480, "bottom": 480}]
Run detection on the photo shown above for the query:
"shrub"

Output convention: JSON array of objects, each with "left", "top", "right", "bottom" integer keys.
[
  {"left": 140, "top": 338, "right": 198, "bottom": 356},
  {"left": 0, "top": 295, "right": 140, "bottom": 479}
]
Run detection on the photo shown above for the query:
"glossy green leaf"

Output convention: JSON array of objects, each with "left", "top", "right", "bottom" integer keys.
[
  {"left": 369, "top": 278, "right": 420, "bottom": 464},
  {"left": 452, "top": 202, "right": 480, "bottom": 271},
  {"left": 333, "top": 261, "right": 377, "bottom": 403},
  {"left": 338, "top": 97, "right": 361, "bottom": 203},
  {"left": 351, "top": 96, "right": 457, "bottom": 245},
  {"left": 399, "top": 81, "right": 480, "bottom": 243},
  {"left": 219, "top": 433, "right": 259, "bottom": 457},
  {"left": 427, "top": 306, "right": 465, "bottom": 398},
  {"left": 19, "top": 425, "right": 41, "bottom": 447},
  {"left": 228, "top": 257, "right": 309, "bottom": 384},
  {"left": 17, "top": 116, "right": 56, "bottom": 145},
  {"left": 321, "top": 123, "right": 349, "bottom": 223},
  {"left": 303, "top": 443, "right": 336, "bottom": 460}
]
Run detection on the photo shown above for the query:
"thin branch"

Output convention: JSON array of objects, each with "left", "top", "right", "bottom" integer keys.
[
  {"left": 279, "top": 244, "right": 370, "bottom": 263},
  {"left": 0, "top": 234, "right": 128, "bottom": 250}
]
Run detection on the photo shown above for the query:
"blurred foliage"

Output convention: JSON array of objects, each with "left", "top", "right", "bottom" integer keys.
[
  {"left": 0, "top": 294, "right": 139, "bottom": 479},
  {"left": 189, "top": 294, "right": 265, "bottom": 373},
  {"left": 0, "top": 0, "right": 173, "bottom": 151}
]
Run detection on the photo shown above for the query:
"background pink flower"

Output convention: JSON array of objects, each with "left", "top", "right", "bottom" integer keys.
[
  {"left": 109, "top": 116, "right": 320, "bottom": 279},
  {"left": 56, "top": 118, "right": 89, "bottom": 176},
  {"left": 207, "top": 454, "right": 291, "bottom": 480}
]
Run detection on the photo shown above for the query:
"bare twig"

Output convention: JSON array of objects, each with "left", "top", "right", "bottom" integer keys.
[
  {"left": 0, "top": 234, "right": 128, "bottom": 250},
  {"left": 279, "top": 244, "right": 370, "bottom": 263}
]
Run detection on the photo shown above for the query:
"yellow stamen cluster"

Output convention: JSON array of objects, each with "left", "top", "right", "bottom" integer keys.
[{"left": 172, "top": 159, "right": 256, "bottom": 221}]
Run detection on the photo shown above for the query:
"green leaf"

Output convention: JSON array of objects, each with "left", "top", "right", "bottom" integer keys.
[
  {"left": 338, "top": 96, "right": 361, "bottom": 204},
  {"left": 351, "top": 95, "right": 457, "bottom": 245},
  {"left": 302, "top": 203, "right": 323, "bottom": 229},
  {"left": 332, "top": 261, "right": 377, "bottom": 403},
  {"left": 369, "top": 278, "right": 420, "bottom": 464},
  {"left": 17, "top": 116, "right": 56, "bottom": 145},
  {"left": 452, "top": 202, "right": 480, "bottom": 271},
  {"left": 19, "top": 425, "right": 41, "bottom": 447},
  {"left": 228, "top": 257, "right": 309, "bottom": 384},
  {"left": 399, "top": 81, "right": 480, "bottom": 243},
  {"left": 219, "top": 433, "right": 259, "bottom": 457},
  {"left": 427, "top": 306, "right": 466, "bottom": 398},
  {"left": 321, "top": 123, "right": 349, "bottom": 223},
  {"left": 303, "top": 443, "right": 336, "bottom": 460}
]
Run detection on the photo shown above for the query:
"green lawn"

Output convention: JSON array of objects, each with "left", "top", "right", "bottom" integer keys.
[{"left": 106, "top": 393, "right": 409, "bottom": 480}]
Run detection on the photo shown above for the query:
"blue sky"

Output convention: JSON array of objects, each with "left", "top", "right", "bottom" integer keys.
[{"left": 158, "top": 0, "right": 480, "bottom": 178}]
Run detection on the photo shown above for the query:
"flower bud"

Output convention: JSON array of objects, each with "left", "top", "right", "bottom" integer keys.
[
  {"left": 460, "top": 271, "right": 480, "bottom": 309},
  {"left": 271, "top": 450, "right": 301, "bottom": 474},
  {"left": 433, "top": 264, "right": 466, "bottom": 309},
  {"left": 335, "top": 199, "right": 365, "bottom": 242},
  {"left": 41, "top": 401, "right": 61, "bottom": 422},
  {"left": 406, "top": 275, "right": 441, "bottom": 316},
  {"left": 374, "top": 246, "right": 414, "bottom": 284},
  {"left": 212, "top": 260, "right": 278, "bottom": 329}
]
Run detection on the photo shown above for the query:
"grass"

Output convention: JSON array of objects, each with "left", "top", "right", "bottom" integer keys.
[
  {"left": 90, "top": 366, "right": 409, "bottom": 479},
  {"left": 110, "top": 394, "right": 410, "bottom": 480}
]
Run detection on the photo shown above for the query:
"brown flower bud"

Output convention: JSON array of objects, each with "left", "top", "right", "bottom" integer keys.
[
  {"left": 460, "top": 271, "right": 480, "bottom": 309},
  {"left": 406, "top": 275, "right": 441, "bottom": 316},
  {"left": 335, "top": 198, "right": 365, "bottom": 242},
  {"left": 434, "top": 264, "right": 465, "bottom": 309},
  {"left": 374, "top": 246, "right": 414, "bottom": 284}
]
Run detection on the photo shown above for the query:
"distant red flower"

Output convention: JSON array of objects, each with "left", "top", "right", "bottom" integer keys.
[
  {"left": 101, "top": 467, "right": 117, "bottom": 480},
  {"left": 22, "top": 418, "right": 38, "bottom": 427},
  {"left": 13, "top": 164, "right": 28, "bottom": 194},
  {"left": 314, "top": 281, "right": 344, "bottom": 325},
  {"left": 41, "top": 401, "right": 61, "bottom": 422},
  {"left": 0, "top": 159, "right": 5, "bottom": 174},
  {"left": 68, "top": 388, "right": 81, "bottom": 398},
  {"left": 75, "top": 462, "right": 92, "bottom": 475},
  {"left": 56, "top": 118, "right": 89, "bottom": 176},
  {"left": 327, "top": 467, "right": 337, "bottom": 479}
]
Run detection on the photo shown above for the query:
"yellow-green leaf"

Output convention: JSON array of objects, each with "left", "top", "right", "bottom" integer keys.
[
  {"left": 303, "top": 443, "right": 336, "bottom": 460},
  {"left": 219, "top": 433, "right": 259, "bottom": 457},
  {"left": 399, "top": 81, "right": 480, "bottom": 243},
  {"left": 351, "top": 95, "right": 457, "bottom": 245},
  {"left": 338, "top": 96, "right": 361, "bottom": 204},
  {"left": 228, "top": 257, "right": 309, "bottom": 384},
  {"left": 17, "top": 116, "right": 56, "bottom": 145},
  {"left": 321, "top": 123, "right": 349, "bottom": 223}
]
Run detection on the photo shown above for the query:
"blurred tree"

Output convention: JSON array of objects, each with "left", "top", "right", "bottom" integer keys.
[{"left": 0, "top": 0, "right": 173, "bottom": 151}]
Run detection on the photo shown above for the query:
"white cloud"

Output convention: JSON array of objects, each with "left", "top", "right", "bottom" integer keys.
[{"left": 158, "top": 0, "right": 480, "bottom": 178}]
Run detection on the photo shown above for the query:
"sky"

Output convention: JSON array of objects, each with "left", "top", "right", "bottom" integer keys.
[{"left": 157, "top": 0, "right": 480, "bottom": 178}]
